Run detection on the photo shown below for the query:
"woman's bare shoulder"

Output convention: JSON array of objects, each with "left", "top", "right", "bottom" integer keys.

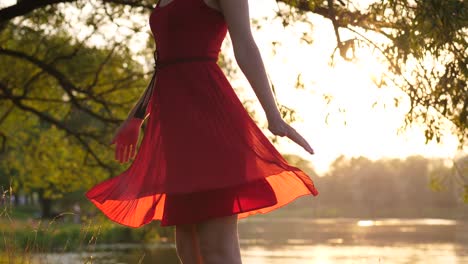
[{"left": 217, "top": 0, "right": 254, "bottom": 43}]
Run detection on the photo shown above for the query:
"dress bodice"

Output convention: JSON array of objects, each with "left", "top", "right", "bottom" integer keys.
[{"left": 149, "top": 0, "right": 227, "bottom": 61}]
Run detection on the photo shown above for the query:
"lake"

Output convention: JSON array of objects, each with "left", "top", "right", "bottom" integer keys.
[{"left": 29, "top": 218, "right": 468, "bottom": 263}]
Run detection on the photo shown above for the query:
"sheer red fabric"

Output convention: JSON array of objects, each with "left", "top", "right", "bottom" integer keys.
[{"left": 85, "top": 0, "right": 319, "bottom": 228}]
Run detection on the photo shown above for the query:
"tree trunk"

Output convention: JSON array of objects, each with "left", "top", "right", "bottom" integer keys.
[{"left": 38, "top": 189, "right": 53, "bottom": 218}]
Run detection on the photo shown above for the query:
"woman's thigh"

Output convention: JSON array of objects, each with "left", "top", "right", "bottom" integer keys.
[{"left": 195, "top": 215, "right": 241, "bottom": 261}]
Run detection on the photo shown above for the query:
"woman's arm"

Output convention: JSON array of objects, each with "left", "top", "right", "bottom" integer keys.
[
  {"left": 217, "top": 0, "right": 314, "bottom": 155},
  {"left": 124, "top": 50, "right": 159, "bottom": 121},
  {"left": 126, "top": 90, "right": 148, "bottom": 120},
  {"left": 109, "top": 68, "right": 157, "bottom": 163},
  {"left": 129, "top": 72, "right": 157, "bottom": 120},
  {"left": 217, "top": 0, "right": 281, "bottom": 122}
]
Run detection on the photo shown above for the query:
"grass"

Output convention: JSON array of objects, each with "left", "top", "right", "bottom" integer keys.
[{"left": 0, "top": 190, "right": 174, "bottom": 264}]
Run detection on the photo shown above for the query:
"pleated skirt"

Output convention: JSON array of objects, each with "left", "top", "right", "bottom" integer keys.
[{"left": 85, "top": 60, "right": 319, "bottom": 227}]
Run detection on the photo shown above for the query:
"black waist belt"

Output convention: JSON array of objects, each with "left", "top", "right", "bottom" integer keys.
[{"left": 133, "top": 51, "right": 217, "bottom": 119}]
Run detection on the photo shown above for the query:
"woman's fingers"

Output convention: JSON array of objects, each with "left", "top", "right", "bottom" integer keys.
[
  {"left": 119, "top": 144, "right": 124, "bottom": 163},
  {"left": 268, "top": 119, "right": 314, "bottom": 155},
  {"left": 123, "top": 145, "right": 131, "bottom": 162},
  {"left": 114, "top": 141, "right": 138, "bottom": 163},
  {"left": 115, "top": 143, "right": 121, "bottom": 161},
  {"left": 123, "top": 144, "right": 135, "bottom": 163},
  {"left": 110, "top": 118, "right": 143, "bottom": 163},
  {"left": 118, "top": 144, "right": 125, "bottom": 163},
  {"left": 129, "top": 144, "right": 136, "bottom": 160},
  {"left": 123, "top": 145, "right": 130, "bottom": 163},
  {"left": 121, "top": 145, "right": 127, "bottom": 163},
  {"left": 126, "top": 145, "right": 134, "bottom": 162},
  {"left": 286, "top": 127, "right": 314, "bottom": 154},
  {"left": 123, "top": 146, "right": 128, "bottom": 163}
]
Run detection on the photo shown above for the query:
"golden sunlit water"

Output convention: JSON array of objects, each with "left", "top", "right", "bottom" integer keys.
[{"left": 19, "top": 217, "right": 468, "bottom": 264}]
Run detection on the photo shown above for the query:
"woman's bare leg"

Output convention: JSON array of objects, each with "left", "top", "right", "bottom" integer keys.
[
  {"left": 175, "top": 223, "right": 203, "bottom": 264},
  {"left": 196, "top": 215, "right": 242, "bottom": 264}
]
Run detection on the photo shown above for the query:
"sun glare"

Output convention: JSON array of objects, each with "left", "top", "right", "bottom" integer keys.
[{"left": 243, "top": 0, "right": 461, "bottom": 175}]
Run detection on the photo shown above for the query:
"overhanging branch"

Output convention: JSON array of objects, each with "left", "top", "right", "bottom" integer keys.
[
  {"left": 0, "top": 48, "right": 121, "bottom": 124},
  {"left": 0, "top": 0, "right": 74, "bottom": 23},
  {"left": 0, "top": 0, "right": 153, "bottom": 23},
  {"left": 0, "top": 81, "right": 114, "bottom": 174}
]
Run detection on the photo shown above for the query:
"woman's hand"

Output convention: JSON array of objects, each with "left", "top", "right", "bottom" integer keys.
[
  {"left": 110, "top": 117, "right": 144, "bottom": 163},
  {"left": 267, "top": 116, "right": 315, "bottom": 155}
]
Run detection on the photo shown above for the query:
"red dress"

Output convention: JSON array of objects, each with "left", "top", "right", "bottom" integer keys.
[{"left": 85, "top": 0, "right": 319, "bottom": 228}]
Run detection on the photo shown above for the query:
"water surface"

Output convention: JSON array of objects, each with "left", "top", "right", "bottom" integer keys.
[{"left": 25, "top": 218, "right": 468, "bottom": 264}]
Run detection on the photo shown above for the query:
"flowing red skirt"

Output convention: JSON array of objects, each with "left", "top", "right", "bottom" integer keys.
[{"left": 85, "top": 61, "right": 318, "bottom": 228}]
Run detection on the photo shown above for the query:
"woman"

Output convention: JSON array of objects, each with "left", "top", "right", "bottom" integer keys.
[{"left": 86, "top": 0, "right": 319, "bottom": 263}]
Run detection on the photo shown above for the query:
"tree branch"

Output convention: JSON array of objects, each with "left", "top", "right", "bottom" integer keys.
[
  {"left": 0, "top": 0, "right": 74, "bottom": 23},
  {"left": 0, "top": 81, "right": 114, "bottom": 174},
  {"left": 0, "top": 0, "right": 153, "bottom": 23},
  {"left": 278, "top": 0, "right": 394, "bottom": 31},
  {"left": 0, "top": 47, "right": 121, "bottom": 124}
]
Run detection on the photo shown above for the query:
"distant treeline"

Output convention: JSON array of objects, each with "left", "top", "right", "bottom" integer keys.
[
  {"left": 2, "top": 154, "right": 466, "bottom": 220},
  {"left": 282, "top": 154, "right": 467, "bottom": 219}
]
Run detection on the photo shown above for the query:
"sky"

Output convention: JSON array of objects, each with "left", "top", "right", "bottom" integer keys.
[
  {"left": 235, "top": 0, "right": 463, "bottom": 174},
  {"left": 2, "top": 0, "right": 464, "bottom": 175}
]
